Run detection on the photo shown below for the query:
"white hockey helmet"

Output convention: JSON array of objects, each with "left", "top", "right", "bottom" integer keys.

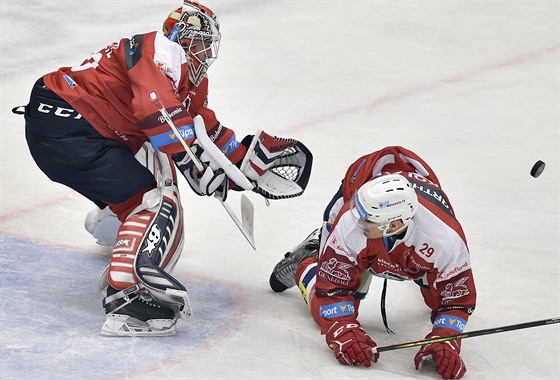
[
  {"left": 163, "top": 1, "right": 221, "bottom": 86},
  {"left": 351, "top": 174, "right": 419, "bottom": 236}
]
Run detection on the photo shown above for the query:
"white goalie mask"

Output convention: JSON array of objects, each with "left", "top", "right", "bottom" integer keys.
[
  {"left": 163, "top": 1, "right": 221, "bottom": 86},
  {"left": 351, "top": 174, "right": 419, "bottom": 237}
]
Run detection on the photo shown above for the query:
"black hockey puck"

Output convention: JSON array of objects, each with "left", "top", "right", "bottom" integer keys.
[{"left": 530, "top": 160, "right": 545, "bottom": 178}]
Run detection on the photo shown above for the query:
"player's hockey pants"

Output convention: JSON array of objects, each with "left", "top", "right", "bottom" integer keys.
[{"left": 23, "top": 78, "right": 156, "bottom": 218}]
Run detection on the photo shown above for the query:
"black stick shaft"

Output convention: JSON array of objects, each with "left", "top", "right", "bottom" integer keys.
[{"left": 375, "top": 317, "right": 559, "bottom": 353}]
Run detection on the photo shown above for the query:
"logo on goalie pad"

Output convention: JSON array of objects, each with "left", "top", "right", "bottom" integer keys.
[
  {"left": 142, "top": 224, "right": 161, "bottom": 256},
  {"left": 115, "top": 238, "right": 131, "bottom": 248}
]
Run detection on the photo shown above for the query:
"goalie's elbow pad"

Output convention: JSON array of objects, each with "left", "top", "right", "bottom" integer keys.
[{"left": 240, "top": 131, "right": 313, "bottom": 199}]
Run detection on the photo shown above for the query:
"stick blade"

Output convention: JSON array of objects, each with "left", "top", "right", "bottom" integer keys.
[{"left": 240, "top": 194, "right": 255, "bottom": 249}]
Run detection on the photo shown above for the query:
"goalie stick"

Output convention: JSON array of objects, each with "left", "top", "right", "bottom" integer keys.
[
  {"left": 373, "top": 317, "right": 559, "bottom": 354},
  {"left": 149, "top": 91, "right": 256, "bottom": 250}
]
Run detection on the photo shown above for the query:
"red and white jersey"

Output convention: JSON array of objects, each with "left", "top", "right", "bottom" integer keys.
[
  {"left": 313, "top": 146, "right": 476, "bottom": 333},
  {"left": 43, "top": 31, "right": 245, "bottom": 164}
]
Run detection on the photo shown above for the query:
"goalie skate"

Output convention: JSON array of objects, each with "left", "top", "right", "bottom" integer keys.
[
  {"left": 269, "top": 229, "right": 320, "bottom": 293},
  {"left": 101, "top": 285, "right": 179, "bottom": 337},
  {"left": 101, "top": 314, "right": 177, "bottom": 337}
]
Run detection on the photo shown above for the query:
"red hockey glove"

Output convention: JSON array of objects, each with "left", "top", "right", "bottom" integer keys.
[
  {"left": 325, "top": 320, "right": 379, "bottom": 367},
  {"left": 414, "top": 332, "right": 466, "bottom": 379}
]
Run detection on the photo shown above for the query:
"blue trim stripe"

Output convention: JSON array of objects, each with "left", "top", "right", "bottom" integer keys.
[
  {"left": 149, "top": 124, "right": 195, "bottom": 151},
  {"left": 353, "top": 193, "right": 368, "bottom": 221},
  {"left": 433, "top": 314, "right": 467, "bottom": 333},
  {"left": 219, "top": 135, "right": 240, "bottom": 156},
  {"left": 319, "top": 301, "right": 355, "bottom": 320},
  {"left": 301, "top": 265, "right": 317, "bottom": 289},
  {"left": 168, "top": 24, "right": 180, "bottom": 42}
]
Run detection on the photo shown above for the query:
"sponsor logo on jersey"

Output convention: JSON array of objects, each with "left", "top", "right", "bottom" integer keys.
[
  {"left": 157, "top": 107, "right": 183, "bottom": 123},
  {"left": 327, "top": 235, "right": 353, "bottom": 259},
  {"left": 148, "top": 124, "right": 195, "bottom": 151},
  {"left": 176, "top": 126, "right": 196, "bottom": 140},
  {"left": 319, "top": 301, "right": 355, "bottom": 319},
  {"left": 409, "top": 255, "right": 431, "bottom": 271},
  {"left": 208, "top": 123, "right": 223, "bottom": 142},
  {"left": 439, "top": 261, "right": 469, "bottom": 280},
  {"left": 376, "top": 257, "right": 403, "bottom": 273},
  {"left": 440, "top": 276, "right": 470, "bottom": 302},
  {"left": 319, "top": 257, "right": 351, "bottom": 285},
  {"left": 220, "top": 135, "right": 239, "bottom": 155},
  {"left": 433, "top": 314, "right": 467, "bottom": 333}
]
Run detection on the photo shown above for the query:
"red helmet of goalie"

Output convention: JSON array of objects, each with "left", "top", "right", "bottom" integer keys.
[{"left": 163, "top": 1, "right": 221, "bottom": 86}]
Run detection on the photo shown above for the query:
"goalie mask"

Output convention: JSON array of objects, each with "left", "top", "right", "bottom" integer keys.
[
  {"left": 351, "top": 174, "right": 419, "bottom": 237},
  {"left": 163, "top": 1, "right": 221, "bottom": 86}
]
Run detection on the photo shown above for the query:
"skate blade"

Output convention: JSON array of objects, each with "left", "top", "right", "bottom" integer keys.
[{"left": 100, "top": 316, "right": 176, "bottom": 337}]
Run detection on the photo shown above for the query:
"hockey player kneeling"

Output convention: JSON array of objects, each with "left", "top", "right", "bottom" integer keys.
[
  {"left": 269, "top": 146, "right": 474, "bottom": 379},
  {"left": 17, "top": 1, "right": 312, "bottom": 337}
]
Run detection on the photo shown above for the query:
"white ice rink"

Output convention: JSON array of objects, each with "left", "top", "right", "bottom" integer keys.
[{"left": 1, "top": 1, "right": 559, "bottom": 379}]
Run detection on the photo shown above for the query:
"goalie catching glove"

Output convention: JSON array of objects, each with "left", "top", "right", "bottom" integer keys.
[
  {"left": 325, "top": 320, "right": 379, "bottom": 367},
  {"left": 240, "top": 130, "right": 313, "bottom": 200}
]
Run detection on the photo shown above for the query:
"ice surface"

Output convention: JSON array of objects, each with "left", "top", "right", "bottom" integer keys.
[{"left": 1, "top": 1, "right": 558, "bottom": 379}]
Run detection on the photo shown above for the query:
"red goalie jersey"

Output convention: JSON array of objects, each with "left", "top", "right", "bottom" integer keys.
[
  {"left": 311, "top": 146, "right": 477, "bottom": 334},
  {"left": 43, "top": 31, "right": 245, "bottom": 163}
]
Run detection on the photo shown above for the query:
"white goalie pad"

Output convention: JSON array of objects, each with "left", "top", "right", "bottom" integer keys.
[
  {"left": 96, "top": 143, "right": 190, "bottom": 317},
  {"left": 131, "top": 147, "right": 189, "bottom": 313}
]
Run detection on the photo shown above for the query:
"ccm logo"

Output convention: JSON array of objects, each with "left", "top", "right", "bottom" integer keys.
[{"left": 37, "top": 103, "right": 83, "bottom": 119}]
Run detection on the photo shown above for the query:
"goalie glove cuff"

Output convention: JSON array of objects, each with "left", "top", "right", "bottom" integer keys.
[{"left": 240, "top": 130, "right": 297, "bottom": 180}]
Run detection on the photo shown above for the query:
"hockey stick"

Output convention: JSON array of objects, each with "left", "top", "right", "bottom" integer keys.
[
  {"left": 149, "top": 91, "right": 256, "bottom": 249},
  {"left": 373, "top": 317, "right": 559, "bottom": 353}
]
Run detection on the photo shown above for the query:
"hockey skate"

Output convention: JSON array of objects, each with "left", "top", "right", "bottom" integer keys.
[
  {"left": 101, "top": 285, "right": 179, "bottom": 337},
  {"left": 269, "top": 229, "right": 320, "bottom": 293}
]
